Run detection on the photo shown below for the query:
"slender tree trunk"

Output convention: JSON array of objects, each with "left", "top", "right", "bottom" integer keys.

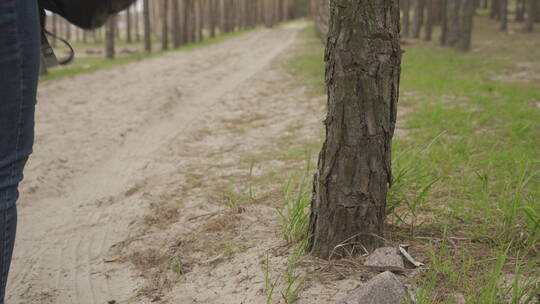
[
  {"left": 402, "top": 0, "right": 411, "bottom": 37},
  {"left": 445, "top": 0, "right": 461, "bottom": 47},
  {"left": 209, "top": 0, "right": 217, "bottom": 37},
  {"left": 105, "top": 15, "right": 116, "bottom": 59},
  {"left": 65, "top": 18, "right": 71, "bottom": 40},
  {"left": 412, "top": 0, "right": 425, "bottom": 38},
  {"left": 458, "top": 0, "right": 475, "bottom": 51},
  {"left": 499, "top": 0, "right": 508, "bottom": 31},
  {"left": 525, "top": 0, "right": 537, "bottom": 32},
  {"left": 516, "top": 0, "right": 525, "bottom": 21},
  {"left": 172, "top": 0, "right": 181, "bottom": 47},
  {"left": 51, "top": 14, "right": 57, "bottom": 47},
  {"left": 127, "top": 7, "right": 132, "bottom": 43},
  {"left": 162, "top": 0, "right": 170, "bottom": 50},
  {"left": 308, "top": 0, "right": 401, "bottom": 260},
  {"left": 143, "top": 0, "right": 152, "bottom": 52},
  {"left": 440, "top": 0, "right": 448, "bottom": 45},
  {"left": 135, "top": 3, "right": 141, "bottom": 42},
  {"left": 424, "top": 0, "right": 435, "bottom": 40},
  {"left": 197, "top": 0, "right": 203, "bottom": 42},
  {"left": 491, "top": 0, "right": 500, "bottom": 19}
]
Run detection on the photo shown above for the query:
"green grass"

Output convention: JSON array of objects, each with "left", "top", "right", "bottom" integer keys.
[
  {"left": 286, "top": 16, "right": 540, "bottom": 303},
  {"left": 41, "top": 28, "right": 257, "bottom": 82}
]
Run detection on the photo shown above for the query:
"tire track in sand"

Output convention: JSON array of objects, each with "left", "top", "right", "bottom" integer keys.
[{"left": 7, "top": 26, "right": 300, "bottom": 303}]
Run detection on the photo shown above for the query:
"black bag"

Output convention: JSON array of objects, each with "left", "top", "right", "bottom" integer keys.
[
  {"left": 39, "top": 0, "right": 137, "bottom": 29},
  {"left": 39, "top": 0, "right": 137, "bottom": 67}
]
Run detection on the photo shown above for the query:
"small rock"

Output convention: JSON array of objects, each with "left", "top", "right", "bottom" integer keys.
[
  {"left": 339, "top": 271, "right": 411, "bottom": 304},
  {"left": 364, "top": 247, "right": 405, "bottom": 269},
  {"left": 449, "top": 292, "right": 466, "bottom": 304}
]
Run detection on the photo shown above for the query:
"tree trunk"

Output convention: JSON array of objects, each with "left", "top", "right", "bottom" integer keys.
[
  {"left": 209, "top": 0, "right": 217, "bottom": 37},
  {"left": 440, "top": 0, "right": 448, "bottom": 44},
  {"left": 190, "top": 0, "right": 197, "bottom": 42},
  {"left": 516, "top": 0, "right": 525, "bottom": 21},
  {"left": 308, "top": 0, "right": 401, "bottom": 260},
  {"left": 65, "top": 18, "right": 71, "bottom": 40},
  {"left": 445, "top": 0, "right": 461, "bottom": 46},
  {"left": 499, "top": 0, "right": 508, "bottom": 31},
  {"left": 490, "top": 0, "right": 500, "bottom": 19},
  {"left": 105, "top": 15, "right": 116, "bottom": 59},
  {"left": 458, "top": 0, "right": 475, "bottom": 51},
  {"left": 162, "top": 0, "right": 169, "bottom": 50},
  {"left": 172, "top": 0, "right": 181, "bottom": 47},
  {"left": 135, "top": 3, "right": 141, "bottom": 42},
  {"left": 311, "top": 0, "right": 329, "bottom": 40},
  {"left": 143, "top": 0, "right": 152, "bottom": 52},
  {"left": 196, "top": 0, "right": 203, "bottom": 42},
  {"left": 127, "top": 7, "right": 132, "bottom": 43},
  {"left": 524, "top": 0, "right": 537, "bottom": 32},
  {"left": 424, "top": 0, "right": 435, "bottom": 41},
  {"left": 402, "top": 0, "right": 411, "bottom": 37},
  {"left": 51, "top": 14, "right": 58, "bottom": 47},
  {"left": 412, "top": 0, "right": 425, "bottom": 38}
]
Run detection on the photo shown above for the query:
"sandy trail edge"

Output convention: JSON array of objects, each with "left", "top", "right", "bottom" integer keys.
[{"left": 8, "top": 25, "right": 301, "bottom": 304}]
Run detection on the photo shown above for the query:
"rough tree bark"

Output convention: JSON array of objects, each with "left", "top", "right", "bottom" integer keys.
[{"left": 308, "top": 0, "right": 402, "bottom": 260}]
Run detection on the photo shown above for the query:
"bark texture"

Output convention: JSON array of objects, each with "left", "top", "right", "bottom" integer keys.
[{"left": 308, "top": 0, "right": 402, "bottom": 260}]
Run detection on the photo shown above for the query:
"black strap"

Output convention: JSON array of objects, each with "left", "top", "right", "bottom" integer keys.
[{"left": 43, "top": 29, "right": 75, "bottom": 65}]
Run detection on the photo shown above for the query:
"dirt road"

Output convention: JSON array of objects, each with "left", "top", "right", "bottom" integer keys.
[{"left": 8, "top": 23, "right": 326, "bottom": 304}]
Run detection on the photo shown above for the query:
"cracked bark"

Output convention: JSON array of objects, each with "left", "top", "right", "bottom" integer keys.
[{"left": 308, "top": 0, "right": 401, "bottom": 260}]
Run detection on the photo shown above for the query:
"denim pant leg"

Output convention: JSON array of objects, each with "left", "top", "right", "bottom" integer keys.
[{"left": 0, "top": 0, "right": 40, "bottom": 301}]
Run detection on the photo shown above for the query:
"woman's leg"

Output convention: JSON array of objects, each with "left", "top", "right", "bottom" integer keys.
[{"left": 0, "top": 0, "right": 40, "bottom": 301}]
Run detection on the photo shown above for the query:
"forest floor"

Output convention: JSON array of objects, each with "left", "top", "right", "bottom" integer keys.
[{"left": 8, "top": 13, "right": 540, "bottom": 304}]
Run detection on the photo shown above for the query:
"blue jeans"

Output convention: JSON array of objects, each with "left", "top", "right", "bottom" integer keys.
[{"left": 0, "top": 0, "right": 40, "bottom": 302}]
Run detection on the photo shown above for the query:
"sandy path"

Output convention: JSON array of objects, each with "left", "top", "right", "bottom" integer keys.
[{"left": 8, "top": 25, "right": 302, "bottom": 304}]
